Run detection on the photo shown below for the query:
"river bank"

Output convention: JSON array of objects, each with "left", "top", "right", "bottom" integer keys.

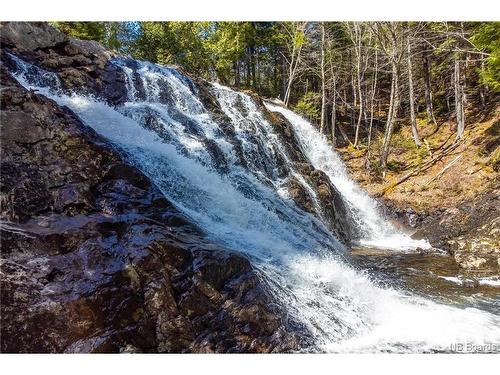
[{"left": 338, "top": 108, "right": 499, "bottom": 273}]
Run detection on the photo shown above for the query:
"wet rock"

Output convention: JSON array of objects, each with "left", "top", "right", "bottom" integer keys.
[
  {"left": 2, "top": 21, "right": 356, "bottom": 246},
  {"left": 0, "top": 22, "right": 67, "bottom": 52},
  {"left": 262, "top": 110, "right": 356, "bottom": 243},
  {"left": 411, "top": 185, "right": 500, "bottom": 271},
  {"left": 380, "top": 199, "right": 429, "bottom": 229},
  {"left": 0, "top": 67, "right": 298, "bottom": 353},
  {"left": 267, "top": 111, "right": 308, "bottom": 162},
  {"left": 1, "top": 22, "right": 127, "bottom": 106},
  {"left": 287, "top": 177, "right": 315, "bottom": 213},
  {"left": 195, "top": 78, "right": 228, "bottom": 119},
  {"left": 462, "top": 278, "right": 481, "bottom": 288},
  {"left": 287, "top": 161, "right": 357, "bottom": 243}
]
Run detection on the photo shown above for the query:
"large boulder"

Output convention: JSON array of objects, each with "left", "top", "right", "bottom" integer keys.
[
  {"left": 0, "top": 67, "right": 299, "bottom": 353},
  {"left": 412, "top": 185, "right": 500, "bottom": 271},
  {"left": 0, "top": 22, "right": 67, "bottom": 52},
  {"left": 0, "top": 22, "right": 127, "bottom": 105}
]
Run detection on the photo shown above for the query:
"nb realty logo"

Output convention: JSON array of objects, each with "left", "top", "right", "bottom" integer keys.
[{"left": 450, "top": 343, "right": 499, "bottom": 353}]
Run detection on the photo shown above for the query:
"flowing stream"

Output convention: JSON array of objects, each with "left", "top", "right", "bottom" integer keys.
[
  {"left": 264, "top": 101, "right": 430, "bottom": 251},
  {"left": 5, "top": 54, "right": 500, "bottom": 353}
]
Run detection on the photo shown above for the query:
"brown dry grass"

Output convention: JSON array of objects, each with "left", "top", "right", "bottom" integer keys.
[{"left": 337, "top": 105, "right": 500, "bottom": 212}]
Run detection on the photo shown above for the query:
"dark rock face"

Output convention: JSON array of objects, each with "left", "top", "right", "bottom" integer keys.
[
  {"left": 0, "top": 22, "right": 67, "bottom": 52},
  {"left": 1, "top": 22, "right": 127, "bottom": 106},
  {"left": 378, "top": 199, "right": 430, "bottom": 230},
  {"left": 290, "top": 162, "right": 355, "bottom": 242},
  {"left": 0, "top": 68, "right": 298, "bottom": 353},
  {"left": 411, "top": 185, "right": 500, "bottom": 271}
]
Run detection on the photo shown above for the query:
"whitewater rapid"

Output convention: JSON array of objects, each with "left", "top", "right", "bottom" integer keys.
[
  {"left": 5, "top": 54, "right": 500, "bottom": 353},
  {"left": 264, "top": 101, "right": 430, "bottom": 251}
]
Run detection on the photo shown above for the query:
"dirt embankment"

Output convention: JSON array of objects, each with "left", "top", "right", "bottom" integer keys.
[{"left": 339, "top": 107, "right": 500, "bottom": 272}]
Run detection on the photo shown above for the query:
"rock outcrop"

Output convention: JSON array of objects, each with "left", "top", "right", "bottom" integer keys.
[
  {"left": 1, "top": 22, "right": 127, "bottom": 105},
  {"left": 0, "top": 23, "right": 300, "bottom": 353},
  {"left": 411, "top": 185, "right": 500, "bottom": 271},
  {"left": 264, "top": 109, "right": 357, "bottom": 243}
]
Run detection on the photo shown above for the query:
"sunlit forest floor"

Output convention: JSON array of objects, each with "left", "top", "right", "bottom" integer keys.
[{"left": 338, "top": 105, "right": 499, "bottom": 212}]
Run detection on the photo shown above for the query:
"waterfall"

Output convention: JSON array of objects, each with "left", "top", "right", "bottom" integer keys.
[
  {"left": 5, "top": 53, "right": 500, "bottom": 353},
  {"left": 264, "top": 101, "right": 430, "bottom": 251}
]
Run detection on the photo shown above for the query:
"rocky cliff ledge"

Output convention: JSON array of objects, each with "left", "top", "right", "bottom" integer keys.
[
  {"left": 411, "top": 185, "right": 500, "bottom": 271},
  {"left": 0, "top": 22, "right": 300, "bottom": 353}
]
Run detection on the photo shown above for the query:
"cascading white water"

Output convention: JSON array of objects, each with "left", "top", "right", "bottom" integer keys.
[
  {"left": 264, "top": 101, "right": 430, "bottom": 251},
  {"left": 6, "top": 54, "right": 500, "bottom": 353},
  {"left": 212, "top": 83, "right": 327, "bottom": 222}
]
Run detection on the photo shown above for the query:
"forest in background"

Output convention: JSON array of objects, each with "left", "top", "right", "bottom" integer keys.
[{"left": 53, "top": 22, "right": 500, "bottom": 177}]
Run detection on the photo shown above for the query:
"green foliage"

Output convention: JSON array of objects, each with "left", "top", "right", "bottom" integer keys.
[
  {"left": 47, "top": 21, "right": 500, "bottom": 181},
  {"left": 52, "top": 22, "right": 134, "bottom": 52},
  {"left": 386, "top": 160, "right": 405, "bottom": 173},
  {"left": 54, "top": 22, "right": 107, "bottom": 42},
  {"left": 391, "top": 132, "right": 418, "bottom": 150},
  {"left": 204, "top": 22, "right": 251, "bottom": 84},
  {"left": 293, "top": 92, "right": 321, "bottom": 122},
  {"left": 50, "top": 21, "right": 500, "bottom": 141},
  {"left": 472, "top": 22, "right": 500, "bottom": 92},
  {"left": 293, "top": 28, "right": 306, "bottom": 49},
  {"left": 367, "top": 159, "right": 383, "bottom": 177},
  {"left": 409, "top": 146, "right": 430, "bottom": 169},
  {"left": 389, "top": 131, "right": 431, "bottom": 169},
  {"left": 130, "top": 22, "right": 211, "bottom": 76},
  {"left": 127, "top": 21, "right": 279, "bottom": 91}
]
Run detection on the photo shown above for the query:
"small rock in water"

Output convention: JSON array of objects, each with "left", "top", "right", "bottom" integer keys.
[
  {"left": 416, "top": 247, "right": 427, "bottom": 255},
  {"left": 38, "top": 218, "right": 51, "bottom": 228},
  {"left": 462, "top": 278, "right": 480, "bottom": 288}
]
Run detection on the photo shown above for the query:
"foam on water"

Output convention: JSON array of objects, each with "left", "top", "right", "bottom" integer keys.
[
  {"left": 438, "top": 275, "right": 500, "bottom": 287},
  {"left": 291, "top": 255, "right": 500, "bottom": 352},
  {"left": 6, "top": 54, "right": 499, "bottom": 353}
]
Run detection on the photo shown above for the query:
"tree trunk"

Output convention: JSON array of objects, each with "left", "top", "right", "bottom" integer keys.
[
  {"left": 284, "top": 23, "right": 305, "bottom": 107},
  {"left": 454, "top": 57, "right": 465, "bottom": 140},
  {"left": 479, "top": 59, "right": 487, "bottom": 108},
  {"left": 245, "top": 50, "right": 251, "bottom": 87},
  {"left": 380, "top": 61, "right": 400, "bottom": 177},
  {"left": 284, "top": 51, "right": 298, "bottom": 106},
  {"left": 273, "top": 53, "right": 279, "bottom": 96},
  {"left": 329, "top": 51, "right": 337, "bottom": 147},
  {"left": 234, "top": 60, "right": 240, "bottom": 88},
  {"left": 366, "top": 49, "right": 378, "bottom": 168},
  {"left": 320, "top": 22, "right": 327, "bottom": 133},
  {"left": 250, "top": 46, "right": 256, "bottom": 90},
  {"left": 422, "top": 49, "right": 437, "bottom": 124},
  {"left": 353, "top": 26, "right": 364, "bottom": 148},
  {"left": 281, "top": 57, "right": 287, "bottom": 100},
  {"left": 331, "top": 79, "right": 337, "bottom": 147},
  {"left": 407, "top": 40, "right": 422, "bottom": 147},
  {"left": 338, "top": 122, "right": 352, "bottom": 146}
]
